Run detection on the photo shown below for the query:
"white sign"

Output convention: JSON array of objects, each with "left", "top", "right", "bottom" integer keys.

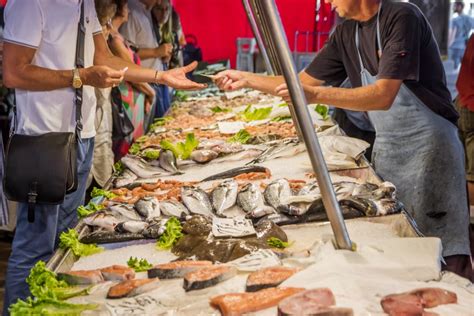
[
  {"left": 218, "top": 121, "right": 246, "bottom": 134},
  {"left": 212, "top": 217, "right": 256, "bottom": 237}
]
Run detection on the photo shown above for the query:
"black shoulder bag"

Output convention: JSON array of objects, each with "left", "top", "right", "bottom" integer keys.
[{"left": 3, "top": 1, "right": 86, "bottom": 223}]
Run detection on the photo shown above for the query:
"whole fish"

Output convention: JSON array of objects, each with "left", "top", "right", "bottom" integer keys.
[
  {"left": 373, "top": 198, "right": 404, "bottom": 216},
  {"left": 298, "top": 182, "right": 320, "bottom": 197},
  {"left": 263, "top": 179, "right": 292, "bottom": 210},
  {"left": 109, "top": 204, "right": 143, "bottom": 222},
  {"left": 83, "top": 211, "right": 120, "bottom": 231},
  {"left": 181, "top": 186, "right": 214, "bottom": 217},
  {"left": 160, "top": 200, "right": 189, "bottom": 218},
  {"left": 159, "top": 149, "right": 183, "bottom": 174},
  {"left": 121, "top": 155, "right": 170, "bottom": 179},
  {"left": 134, "top": 197, "right": 161, "bottom": 221},
  {"left": 202, "top": 165, "right": 268, "bottom": 182},
  {"left": 211, "top": 179, "right": 239, "bottom": 217},
  {"left": 339, "top": 197, "right": 378, "bottom": 217},
  {"left": 115, "top": 220, "right": 148, "bottom": 234},
  {"left": 190, "top": 149, "right": 219, "bottom": 163},
  {"left": 211, "top": 142, "right": 243, "bottom": 154},
  {"left": 114, "top": 169, "right": 138, "bottom": 188},
  {"left": 143, "top": 218, "right": 169, "bottom": 238},
  {"left": 237, "top": 183, "right": 274, "bottom": 218}
]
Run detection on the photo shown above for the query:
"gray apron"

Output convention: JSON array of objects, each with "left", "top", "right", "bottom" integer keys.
[{"left": 355, "top": 4, "right": 470, "bottom": 257}]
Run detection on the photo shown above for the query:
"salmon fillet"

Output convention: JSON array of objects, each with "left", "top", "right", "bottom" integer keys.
[
  {"left": 210, "top": 287, "right": 305, "bottom": 316},
  {"left": 100, "top": 265, "right": 135, "bottom": 281},
  {"left": 58, "top": 270, "right": 104, "bottom": 285},
  {"left": 246, "top": 266, "right": 299, "bottom": 292},
  {"left": 148, "top": 260, "right": 212, "bottom": 279},
  {"left": 183, "top": 265, "right": 236, "bottom": 291},
  {"left": 107, "top": 278, "right": 160, "bottom": 299},
  {"left": 409, "top": 288, "right": 457, "bottom": 308},
  {"left": 277, "top": 288, "right": 343, "bottom": 315}
]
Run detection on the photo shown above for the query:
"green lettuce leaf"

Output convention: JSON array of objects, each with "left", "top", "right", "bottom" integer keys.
[
  {"left": 278, "top": 102, "right": 288, "bottom": 107},
  {"left": 90, "top": 187, "right": 116, "bottom": 199},
  {"left": 77, "top": 202, "right": 104, "bottom": 218},
  {"left": 9, "top": 297, "right": 97, "bottom": 316},
  {"left": 240, "top": 105, "right": 272, "bottom": 121},
  {"left": 160, "top": 133, "right": 199, "bottom": 160},
  {"left": 315, "top": 104, "right": 329, "bottom": 120},
  {"left": 227, "top": 129, "right": 252, "bottom": 144},
  {"left": 271, "top": 116, "right": 292, "bottom": 122},
  {"left": 210, "top": 106, "right": 230, "bottom": 113},
  {"left": 174, "top": 90, "right": 188, "bottom": 102},
  {"left": 156, "top": 217, "right": 183, "bottom": 250},
  {"left": 267, "top": 237, "right": 293, "bottom": 249},
  {"left": 149, "top": 116, "right": 172, "bottom": 131},
  {"left": 142, "top": 149, "right": 160, "bottom": 160},
  {"left": 128, "top": 143, "right": 141, "bottom": 155},
  {"left": 127, "top": 257, "right": 153, "bottom": 272},
  {"left": 59, "top": 229, "right": 103, "bottom": 257},
  {"left": 113, "top": 161, "right": 124, "bottom": 175},
  {"left": 135, "top": 135, "right": 149, "bottom": 143}
]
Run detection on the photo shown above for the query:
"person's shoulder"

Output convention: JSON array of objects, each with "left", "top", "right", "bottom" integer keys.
[{"left": 383, "top": 1, "right": 424, "bottom": 19}]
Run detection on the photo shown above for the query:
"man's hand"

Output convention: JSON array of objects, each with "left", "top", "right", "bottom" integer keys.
[
  {"left": 156, "top": 61, "right": 206, "bottom": 90},
  {"left": 80, "top": 65, "right": 126, "bottom": 88},
  {"left": 275, "top": 83, "right": 319, "bottom": 104},
  {"left": 155, "top": 43, "right": 173, "bottom": 58},
  {"left": 214, "top": 70, "right": 249, "bottom": 91}
]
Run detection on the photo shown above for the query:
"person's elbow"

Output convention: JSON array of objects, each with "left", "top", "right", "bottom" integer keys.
[{"left": 3, "top": 63, "right": 22, "bottom": 88}]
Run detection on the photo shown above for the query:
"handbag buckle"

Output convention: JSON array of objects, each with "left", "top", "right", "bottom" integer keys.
[{"left": 27, "top": 182, "right": 38, "bottom": 223}]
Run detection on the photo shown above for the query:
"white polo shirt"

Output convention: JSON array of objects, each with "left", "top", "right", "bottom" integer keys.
[
  {"left": 120, "top": 0, "right": 163, "bottom": 71},
  {"left": 4, "top": 0, "right": 102, "bottom": 138}
]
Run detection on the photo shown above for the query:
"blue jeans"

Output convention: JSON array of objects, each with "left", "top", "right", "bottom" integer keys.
[
  {"left": 151, "top": 83, "right": 171, "bottom": 118},
  {"left": 449, "top": 47, "right": 465, "bottom": 69},
  {"left": 2, "top": 138, "right": 94, "bottom": 315}
]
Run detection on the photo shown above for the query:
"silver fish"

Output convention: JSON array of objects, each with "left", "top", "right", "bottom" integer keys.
[
  {"left": 263, "top": 179, "right": 292, "bottom": 210},
  {"left": 143, "top": 218, "right": 169, "bottom": 238},
  {"left": 181, "top": 186, "right": 213, "bottom": 217},
  {"left": 134, "top": 197, "right": 161, "bottom": 221},
  {"left": 190, "top": 149, "right": 219, "bottom": 163},
  {"left": 211, "top": 179, "right": 238, "bottom": 217},
  {"left": 298, "top": 182, "right": 320, "bottom": 196},
  {"left": 115, "top": 220, "right": 148, "bottom": 234},
  {"left": 237, "top": 183, "right": 274, "bottom": 218},
  {"left": 160, "top": 200, "right": 189, "bottom": 218},
  {"left": 159, "top": 149, "right": 182, "bottom": 174},
  {"left": 83, "top": 211, "right": 120, "bottom": 231},
  {"left": 109, "top": 204, "right": 143, "bottom": 222},
  {"left": 211, "top": 142, "right": 243, "bottom": 154},
  {"left": 121, "top": 155, "right": 170, "bottom": 179},
  {"left": 114, "top": 169, "right": 138, "bottom": 188}
]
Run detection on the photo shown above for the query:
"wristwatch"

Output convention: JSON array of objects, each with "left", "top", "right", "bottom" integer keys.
[{"left": 72, "top": 68, "right": 83, "bottom": 89}]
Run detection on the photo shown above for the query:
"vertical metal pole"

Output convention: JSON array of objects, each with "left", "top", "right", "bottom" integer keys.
[{"left": 258, "top": 0, "right": 353, "bottom": 250}]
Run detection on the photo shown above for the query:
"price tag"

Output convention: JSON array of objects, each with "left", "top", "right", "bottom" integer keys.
[
  {"left": 218, "top": 121, "right": 245, "bottom": 134},
  {"left": 212, "top": 217, "right": 256, "bottom": 237}
]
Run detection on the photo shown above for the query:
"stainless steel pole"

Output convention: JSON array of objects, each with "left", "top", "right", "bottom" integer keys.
[{"left": 257, "top": 0, "right": 353, "bottom": 250}]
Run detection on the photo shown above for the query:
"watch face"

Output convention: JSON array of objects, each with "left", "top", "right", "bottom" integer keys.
[{"left": 73, "top": 78, "right": 82, "bottom": 88}]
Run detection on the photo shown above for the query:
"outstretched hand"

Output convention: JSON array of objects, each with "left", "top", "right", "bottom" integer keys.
[
  {"left": 158, "top": 61, "right": 206, "bottom": 90},
  {"left": 214, "top": 70, "right": 248, "bottom": 91}
]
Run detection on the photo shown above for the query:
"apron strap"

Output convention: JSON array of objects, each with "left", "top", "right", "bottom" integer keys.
[{"left": 355, "top": 1, "right": 383, "bottom": 71}]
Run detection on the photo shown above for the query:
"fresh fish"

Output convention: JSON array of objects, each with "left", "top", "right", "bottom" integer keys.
[
  {"left": 107, "top": 278, "right": 161, "bottom": 299},
  {"left": 183, "top": 265, "right": 237, "bottom": 292},
  {"left": 339, "top": 197, "right": 378, "bottom": 217},
  {"left": 159, "top": 149, "right": 182, "bottom": 174},
  {"left": 211, "top": 142, "right": 243, "bottom": 154},
  {"left": 237, "top": 183, "right": 275, "bottom": 218},
  {"left": 277, "top": 203, "right": 311, "bottom": 216},
  {"left": 298, "top": 182, "right": 320, "bottom": 196},
  {"left": 143, "top": 218, "right": 169, "bottom": 239},
  {"left": 246, "top": 266, "right": 299, "bottom": 292},
  {"left": 264, "top": 179, "right": 292, "bottom": 210},
  {"left": 100, "top": 265, "right": 135, "bottom": 281},
  {"left": 148, "top": 260, "right": 213, "bottom": 279},
  {"left": 83, "top": 211, "right": 120, "bottom": 231},
  {"left": 371, "top": 181, "right": 396, "bottom": 199},
  {"left": 211, "top": 179, "right": 239, "bottom": 217},
  {"left": 210, "top": 287, "right": 305, "bottom": 316},
  {"left": 248, "top": 139, "right": 301, "bottom": 164},
  {"left": 277, "top": 289, "right": 353, "bottom": 316},
  {"left": 121, "top": 155, "right": 170, "bottom": 179},
  {"left": 114, "top": 220, "right": 148, "bottom": 234},
  {"left": 160, "top": 200, "right": 189, "bottom": 218},
  {"left": 373, "top": 198, "right": 404, "bottom": 216},
  {"left": 199, "top": 139, "right": 225, "bottom": 150},
  {"left": 134, "top": 197, "right": 161, "bottom": 220},
  {"left": 202, "top": 165, "right": 268, "bottom": 182},
  {"left": 351, "top": 182, "right": 380, "bottom": 199},
  {"left": 114, "top": 169, "right": 138, "bottom": 188},
  {"left": 58, "top": 270, "right": 104, "bottom": 285},
  {"left": 80, "top": 230, "right": 145, "bottom": 244},
  {"left": 181, "top": 186, "right": 214, "bottom": 217},
  {"left": 190, "top": 149, "right": 219, "bottom": 163},
  {"left": 109, "top": 204, "right": 143, "bottom": 222}
]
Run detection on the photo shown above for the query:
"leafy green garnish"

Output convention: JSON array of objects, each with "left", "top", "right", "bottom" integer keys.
[
  {"left": 90, "top": 187, "right": 116, "bottom": 199},
  {"left": 240, "top": 105, "right": 272, "bottom": 121},
  {"left": 228, "top": 129, "right": 252, "bottom": 144},
  {"left": 156, "top": 217, "right": 183, "bottom": 250},
  {"left": 315, "top": 104, "right": 329, "bottom": 120},
  {"left": 9, "top": 297, "right": 97, "bottom": 316},
  {"left": 128, "top": 143, "right": 141, "bottom": 155},
  {"left": 210, "top": 106, "right": 231, "bottom": 113},
  {"left": 267, "top": 237, "right": 292, "bottom": 249},
  {"left": 174, "top": 90, "right": 188, "bottom": 102},
  {"left": 127, "top": 257, "right": 153, "bottom": 272},
  {"left": 114, "top": 161, "right": 124, "bottom": 175},
  {"left": 135, "top": 135, "right": 149, "bottom": 143},
  {"left": 160, "top": 133, "right": 199, "bottom": 160},
  {"left": 142, "top": 149, "right": 160, "bottom": 160},
  {"left": 59, "top": 229, "right": 103, "bottom": 257},
  {"left": 149, "top": 116, "right": 171, "bottom": 131},
  {"left": 77, "top": 202, "right": 104, "bottom": 218},
  {"left": 271, "top": 116, "right": 292, "bottom": 122},
  {"left": 278, "top": 102, "right": 288, "bottom": 107}
]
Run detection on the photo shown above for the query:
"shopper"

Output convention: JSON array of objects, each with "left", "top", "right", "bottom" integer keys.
[
  {"left": 216, "top": 0, "right": 472, "bottom": 280},
  {"left": 2, "top": 0, "right": 204, "bottom": 312},
  {"left": 120, "top": 0, "right": 172, "bottom": 118},
  {"left": 449, "top": 1, "right": 473, "bottom": 69}
]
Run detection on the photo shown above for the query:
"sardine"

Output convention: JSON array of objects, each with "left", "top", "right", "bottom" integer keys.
[
  {"left": 263, "top": 179, "right": 292, "bottom": 210},
  {"left": 115, "top": 220, "right": 148, "bottom": 234},
  {"left": 109, "top": 204, "right": 143, "bottom": 222},
  {"left": 143, "top": 218, "right": 169, "bottom": 238},
  {"left": 202, "top": 165, "right": 268, "bottom": 182},
  {"left": 159, "top": 149, "right": 182, "bottom": 174},
  {"left": 160, "top": 200, "right": 189, "bottom": 218},
  {"left": 83, "top": 211, "right": 120, "bottom": 231},
  {"left": 181, "top": 186, "right": 214, "bottom": 217},
  {"left": 114, "top": 169, "right": 138, "bottom": 188},
  {"left": 237, "top": 183, "right": 274, "bottom": 218},
  {"left": 121, "top": 155, "right": 170, "bottom": 179},
  {"left": 211, "top": 179, "right": 239, "bottom": 217},
  {"left": 134, "top": 197, "right": 161, "bottom": 220},
  {"left": 190, "top": 149, "right": 219, "bottom": 163}
]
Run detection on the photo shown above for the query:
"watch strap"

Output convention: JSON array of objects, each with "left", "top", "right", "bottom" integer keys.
[{"left": 74, "top": 0, "right": 85, "bottom": 139}]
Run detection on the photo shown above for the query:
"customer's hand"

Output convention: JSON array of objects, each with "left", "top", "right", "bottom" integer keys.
[
  {"left": 155, "top": 43, "right": 173, "bottom": 59},
  {"left": 157, "top": 61, "right": 206, "bottom": 90},
  {"left": 80, "top": 66, "right": 125, "bottom": 88},
  {"left": 214, "top": 70, "right": 249, "bottom": 91}
]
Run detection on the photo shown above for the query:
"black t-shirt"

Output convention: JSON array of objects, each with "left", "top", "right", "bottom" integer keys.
[{"left": 305, "top": 1, "right": 458, "bottom": 124}]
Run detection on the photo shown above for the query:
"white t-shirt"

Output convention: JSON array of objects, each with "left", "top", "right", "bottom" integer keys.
[
  {"left": 4, "top": 0, "right": 102, "bottom": 138},
  {"left": 120, "top": 0, "right": 163, "bottom": 71}
]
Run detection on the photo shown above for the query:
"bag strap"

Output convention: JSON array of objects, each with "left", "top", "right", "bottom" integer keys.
[{"left": 74, "top": 0, "right": 85, "bottom": 139}]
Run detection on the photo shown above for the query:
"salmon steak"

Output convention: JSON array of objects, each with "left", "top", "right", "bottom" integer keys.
[
  {"left": 183, "top": 265, "right": 237, "bottom": 292},
  {"left": 210, "top": 287, "right": 305, "bottom": 316},
  {"left": 147, "top": 260, "right": 213, "bottom": 279},
  {"left": 246, "top": 266, "right": 299, "bottom": 292},
  {"left": 57, "top": 270, "right": 104, "bottom": 285},
  {"left": 100, "top": 265, "right": 135, "bottom": 281},
  {"left": 107, "top": 278, "right": 160, "bottom": 299}
]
